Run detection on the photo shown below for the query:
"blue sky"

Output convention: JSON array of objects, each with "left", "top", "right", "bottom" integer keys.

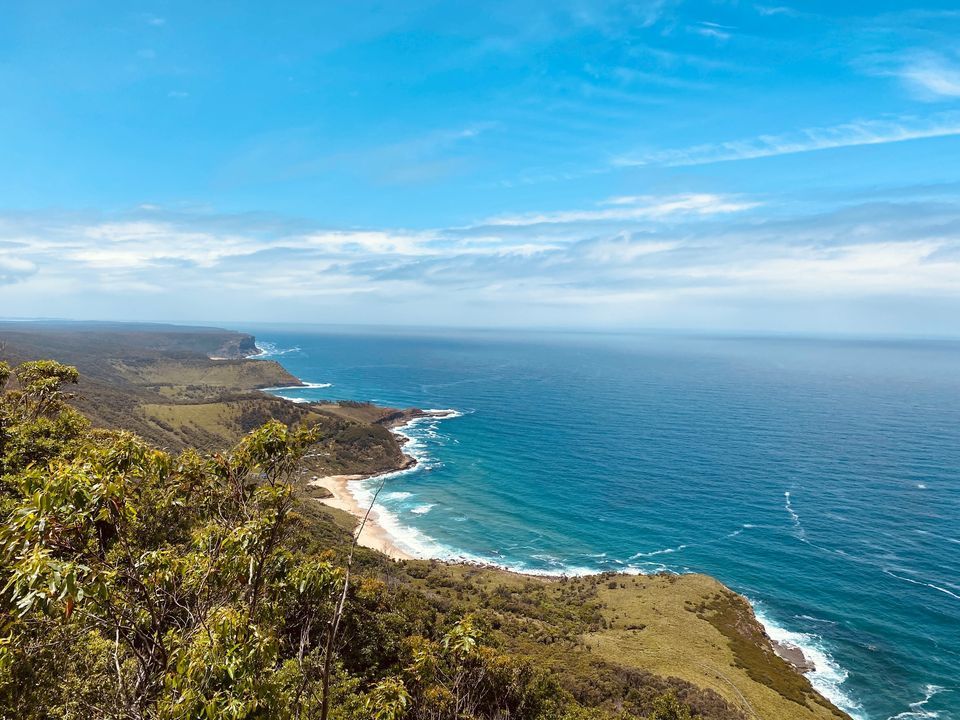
[{"left": 2, "top": 1, "right": 960, "bottom": 334}]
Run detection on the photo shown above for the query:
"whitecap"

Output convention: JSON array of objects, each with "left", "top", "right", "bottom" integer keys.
[
  {"left": 383, "top": 491, "right": 413, "bottom": 501},
  {"left": 884, "top": 569, "right": 960, "bottom": 601},
  {"left": 629, "top": 524, "right": 750, "bottom": 561},
  {"left": 785, "top": 490, "right": 805, "bottom": 539},
  {"left": 411, "top": 504, "right": 435, "bottom": 515},
  {"left": 254, "top": 341, "right": 302, "bottom": 358},
  {"left": 630, "top": 544, "right": 689, "bottom": 559},
  {"left": 260, "top": 379, "right": 333, "bottom": 404},
  {"left": 888, "top": 684, "right": 948, "bottom": 719},
  {"left": 794, "top": 614, "right": 838, "bottom": 625}
]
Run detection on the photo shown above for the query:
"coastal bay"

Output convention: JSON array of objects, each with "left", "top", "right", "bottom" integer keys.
[{"left": 251, "top": 325, "right": 960, "bottom": 720}]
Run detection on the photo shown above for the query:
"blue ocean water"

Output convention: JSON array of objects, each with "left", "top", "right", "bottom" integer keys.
[{"left": 244, "top": 326, "right": 960, "bottom": 720}]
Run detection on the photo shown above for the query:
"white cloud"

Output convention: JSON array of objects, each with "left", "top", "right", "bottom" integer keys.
[
  {"left": 896, "top": 54, "right": 960, "bottom": 98},
  {"left": 754, "top": 5, "right": 799, "bottom": 17},
  {"left": 689, "top": 22, "right": 733, "bottom": 41},
  {"left": 485, "top": 193, "right": 760, "bottom": 226},
  {"left": 3, "top": 194, "right": 960, "bottom": 333},
  {"left": 614, "top": 114, "right": 960, "bottom": 167},
  {"left": 0, "top": 255, "right": 37, "bottom": 284}
]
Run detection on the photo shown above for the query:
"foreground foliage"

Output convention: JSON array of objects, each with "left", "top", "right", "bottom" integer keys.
[{"left": 0, "top": 359, "right": 717, "bottom": 719}]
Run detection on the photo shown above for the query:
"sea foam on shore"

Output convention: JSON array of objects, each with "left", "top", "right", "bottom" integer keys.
[{"left": 750, "top": 600, "right": 865, "bottom": 720}]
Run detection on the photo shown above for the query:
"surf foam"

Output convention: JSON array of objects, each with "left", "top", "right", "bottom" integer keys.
[
  {"left": 254, "top": 341, "right": 302, "bottom": 358},
  {"left": 888, "top": 685, "right": 948, "bottom": 720},
  {"left": 751, "top": 600, "right": 866, "bottom": 720}
]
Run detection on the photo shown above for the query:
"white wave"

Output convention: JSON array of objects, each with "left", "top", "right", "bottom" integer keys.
[
  {"left": 425, "top": 408, "right": 465, "bottom": 418},
  {"left": 751, "top": 601, "right": 866, "bottom": 720},
  {"left": 884, "top": 570, "right": 960, "bottom": 601},
  {"left": 628, "top": 524, "right": 750, "bottom": 560},
  {"left": 631, "top": 544, "right": 690, "bottom": 559},
  {"left": 794, "top": 614, "right": 838, "bottom": 625},
  {"left": 411, "top": 504, "right": 435, "bottom": 515},
  {"left": 254, "top": 341, "right": 301, "bottom": 358},
  {"left": 785, "top": 490, "right": 805, "bottom": 539},
  {"left": 888, "top": 685, "right": 948, "bottom": 719},
  {"left": 262, "top": 381, "right": 332, "bottom": 392},
  {"left": 343, "top": 410, "right": 463, "bottom": 559},
  {"left": 624, "top": 561, "right": 670, "bottom": 574}
]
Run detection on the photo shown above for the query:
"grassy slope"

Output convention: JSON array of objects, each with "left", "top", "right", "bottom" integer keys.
[
  {"left": 0, "top": 322, "right": 850, "bottom": 720},
  {"left": 394, "top": 563, "right": 846, "bottom": 720}
]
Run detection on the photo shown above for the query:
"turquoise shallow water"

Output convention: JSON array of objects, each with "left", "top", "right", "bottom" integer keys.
[{"left": 242, "top": 325, "right": 960, "bottom": 720}]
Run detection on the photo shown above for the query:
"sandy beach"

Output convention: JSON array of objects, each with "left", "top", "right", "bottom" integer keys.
[{"left": 308, "top": 473, "right": 414, "bottom": 560}]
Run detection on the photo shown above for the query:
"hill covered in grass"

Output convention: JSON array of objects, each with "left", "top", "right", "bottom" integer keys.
[{"left": 0, "top": 322, "right": 850, "bottom": 720}]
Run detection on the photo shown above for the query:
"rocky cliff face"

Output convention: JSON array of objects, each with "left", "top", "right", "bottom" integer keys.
[{"left": 211, "top": 332, "right": 261, "bottom": 359}]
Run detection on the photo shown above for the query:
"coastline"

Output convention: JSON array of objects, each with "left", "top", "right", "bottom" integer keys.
[
  {"left": 308, "top": 405, "right": 825, "bottom": 683},
  {"left": 254, "top": 349, "right": 843, "bottom": 713},
  {"left": 308, "top": 473, "right": 414, "bottom": 560},
  {"left": 305, "top": 409, "right": 459, "bottom": 562}
]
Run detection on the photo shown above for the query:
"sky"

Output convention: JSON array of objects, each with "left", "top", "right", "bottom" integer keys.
[{"left": 2, "top": 1, "right": 960, "bottom": 335}]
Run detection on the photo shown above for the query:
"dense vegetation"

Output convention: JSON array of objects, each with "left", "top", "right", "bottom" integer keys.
[{"left": 0, "top": 359, "right": 722, "bottom": 719}]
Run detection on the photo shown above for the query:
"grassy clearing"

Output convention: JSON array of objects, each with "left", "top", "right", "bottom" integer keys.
[
  {"left": 584, "top": 574, "right": 847, "bottom": 720},
  {"left": 112, "top": 358, "right": 298, "bottom": 394},
  {"left": 396, "top": 565, "right": 847, "bottom": 720}
]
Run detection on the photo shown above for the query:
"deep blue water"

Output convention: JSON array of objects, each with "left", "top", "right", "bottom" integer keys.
[{"left": 242, "top": 325, "right": 959, "bottom": 720}]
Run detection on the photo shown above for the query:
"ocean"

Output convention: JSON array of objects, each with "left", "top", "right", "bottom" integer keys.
[{"left": 243, "top": 325, "right": 959, "bottom": 720}]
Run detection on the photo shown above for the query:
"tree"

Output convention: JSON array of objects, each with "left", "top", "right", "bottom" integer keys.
[{"left": 0, "top": 360, "right": 336, "bottom": 718}]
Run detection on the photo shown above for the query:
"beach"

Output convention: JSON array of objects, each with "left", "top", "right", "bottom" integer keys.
[
  {"left": 303, "top": 410, "right": 459, "bottom": 561},
  {"left": 308, "top": 473, "right": 414, "bottom": 560}
]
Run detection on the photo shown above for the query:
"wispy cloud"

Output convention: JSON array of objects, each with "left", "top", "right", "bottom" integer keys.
[
  {"left": 484, "top": 193, "right": 759, "bottom": 227},
  {"left": 689, "top": 23, "right": 733, "bottom": 41},
  {"left": 895, "top": 53, "right": 960, "bottom": 99},
  {"left": 614, "top": 113, "right": 960, "bottom": 167},
  {"left": 3, "top": 190, "right": 960, "bottom": 333},
  {"left": 754, "top": 5, "right": 800, "bottom": 18}
]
